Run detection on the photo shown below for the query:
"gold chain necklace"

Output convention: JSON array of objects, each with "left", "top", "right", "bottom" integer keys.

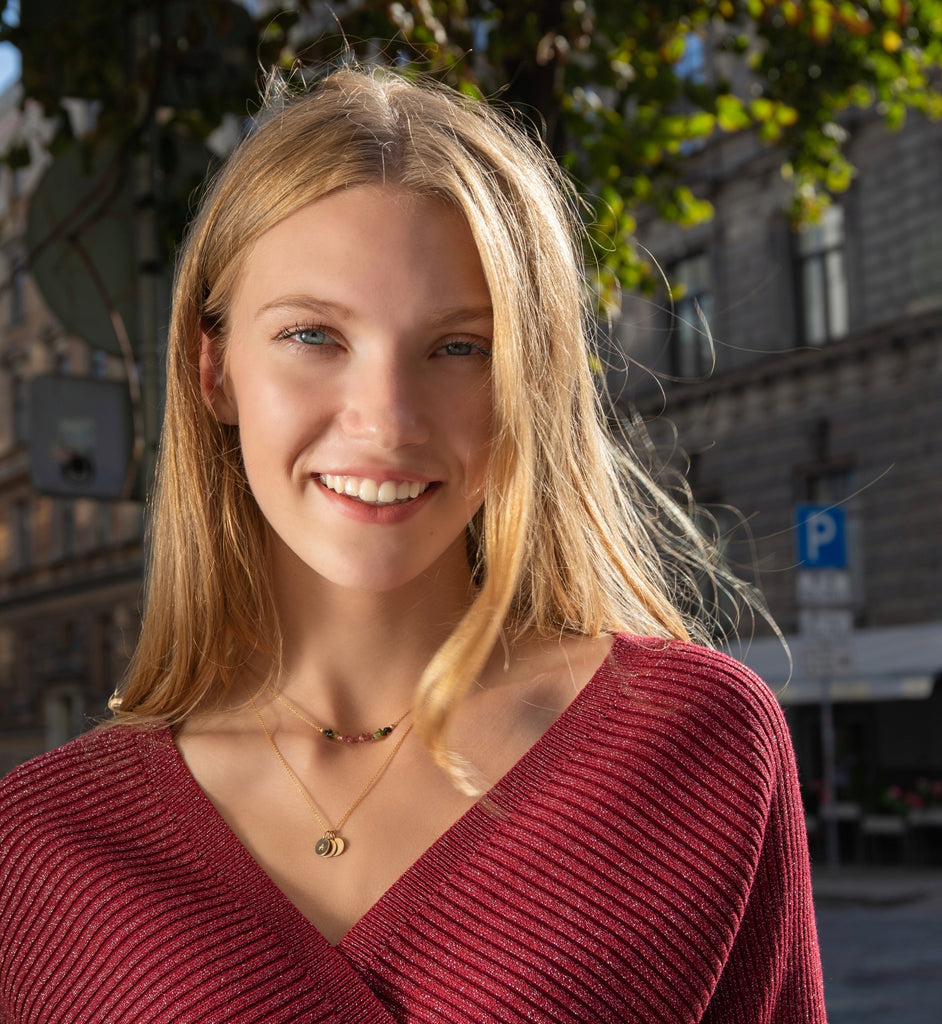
[
  {"left": 247, "top": 689, "right": 413, "bottom": 858},
  {"left": 264, "top": 681, "right": 411, "bottom": 744}
]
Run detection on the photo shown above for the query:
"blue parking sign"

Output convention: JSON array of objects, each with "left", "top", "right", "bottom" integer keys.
[{"left": 795, "top": 505, "right": 847, "bottom": 568}]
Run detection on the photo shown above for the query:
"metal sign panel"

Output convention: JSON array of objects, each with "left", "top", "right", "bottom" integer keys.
[
  {"left": 800, "top": 642, "right": 856, "bottom": 679},
  {"left": 796, "top": 569, "right": 853, "bottom": 607},
  {"left": 798, "top": 608, "right": 854, "bottom": 641},
  {"left": 795, "top": 504, "right": 847, "bottom": 569},
  {"left": 28, "top": 375, "right": 134, "bottom": 499}
]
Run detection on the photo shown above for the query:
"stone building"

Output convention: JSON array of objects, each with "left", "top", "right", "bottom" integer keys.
[
  {"left": 0, "top": 88, "right": 144, "bottom": 773},
  {"left": 622, "top": 106, "right": 942, "bottom": 859}
]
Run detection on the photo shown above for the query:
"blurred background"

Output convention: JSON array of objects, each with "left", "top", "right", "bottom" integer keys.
[{"left": 0, "top": 6, "right": 941, "bottom": 1001}]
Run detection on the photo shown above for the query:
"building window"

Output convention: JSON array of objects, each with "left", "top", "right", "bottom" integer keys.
[
  {"left": 669, "top": 252, "right": 714, "bottom": 379},
  {"left": 96, "top": 502, "right": 112, "bottom": 548},
  {"left": 45, "top": 684, "right": 86, "bottom": 749},
  {"left": 12, "top": 371, "right": 29, "bottom": 446},
  {"left": 687, "top": 453, "right": 745, "bottom": 642},
  {"left": 9, "top": 259, "right": 26, "bottom": 325},
  {"left": 57, "top": 500, "right": 75, "bottom": 561},
  {"left": 795, "top": 204, "right": 849, "bottom": 346},
  {"left": 12, "top": 498, "right": 32, "bottom": 573}
]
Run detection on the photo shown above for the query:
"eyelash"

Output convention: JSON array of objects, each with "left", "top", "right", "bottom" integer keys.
[
  {"left": 273, "top": 323, "right": 491, "bottom": 358},
  {"left": 275, "top": 323, "right": 337, "bottom": 348},
  {"left": 437, "top": 337, "right": 492, "bottom": 358}
]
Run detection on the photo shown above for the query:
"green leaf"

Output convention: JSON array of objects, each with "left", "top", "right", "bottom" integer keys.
[
  {"left": 686, "top": 111, "right": 716, "bottom": 137},
  {"left": 717, "top": 94, "right": 751, "bottom": 132},
  {"left": 824, "top": 159, "right": 855, "bottom": 192}
]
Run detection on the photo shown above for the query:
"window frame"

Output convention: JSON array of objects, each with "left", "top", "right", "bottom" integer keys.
[{"left": 794, "top": 204, "right": 850, "bottom": 347}]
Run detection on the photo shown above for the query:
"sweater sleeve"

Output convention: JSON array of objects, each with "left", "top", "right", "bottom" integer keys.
[{"left": 701, "top": 688, "right": 827, "bottom": 1023}]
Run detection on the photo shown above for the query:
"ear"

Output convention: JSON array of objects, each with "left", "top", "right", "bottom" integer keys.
[{"left": 199, "top": 330, "right": 238, "bottom": 425}]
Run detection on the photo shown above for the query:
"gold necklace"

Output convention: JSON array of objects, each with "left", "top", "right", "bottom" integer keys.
[
  {"left": 247, "top": 689, "right": 413, "bottom": 858},
  {"left": 264, "top": 681, "right": 411, "bottom": 744}
]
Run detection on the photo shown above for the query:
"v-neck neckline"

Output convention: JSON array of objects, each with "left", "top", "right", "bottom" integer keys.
[{"left": 142, "top": 635, "right": 628, "bottom": 974}]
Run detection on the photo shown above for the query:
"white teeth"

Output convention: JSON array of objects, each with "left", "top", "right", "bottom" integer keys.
[
  {"left": 320, "top": 474, "right": 431, "bottom": 505},
  {"left": 377, "top": 481, "right": 398, "bottom": 503},
  {"left": 359, "top": 479, "right": 379, "bottom": 503}
]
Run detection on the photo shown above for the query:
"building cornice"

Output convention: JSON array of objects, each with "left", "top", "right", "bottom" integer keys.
[
  {"left": 638, "top": 307, "right": 942, "bottom": 417},
  {"left": 0, "top": 557, "right": 143, "bottom": 617}
]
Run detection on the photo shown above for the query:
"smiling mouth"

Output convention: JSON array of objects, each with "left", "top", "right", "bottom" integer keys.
[{"left": 319, "top": 474, "right": 433, "bottom": 506}]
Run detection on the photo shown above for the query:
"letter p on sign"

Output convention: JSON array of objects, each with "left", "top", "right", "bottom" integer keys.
[{"left": 795, "top": 505, "right": 847, "bottom": 569}]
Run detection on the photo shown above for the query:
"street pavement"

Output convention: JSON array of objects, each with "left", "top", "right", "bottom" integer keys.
[{"left": 813, "top": 868, "right": 942, "bottom": 1023}]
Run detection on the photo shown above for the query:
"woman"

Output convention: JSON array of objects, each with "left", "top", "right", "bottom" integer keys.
[{"left": 0, "top": 67, "right": 826, "bottom": 1022}]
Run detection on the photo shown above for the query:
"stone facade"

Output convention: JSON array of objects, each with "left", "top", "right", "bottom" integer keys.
[
  {"left": 620, "top": 110, "right": 942, "bottom": 835},
  {"left": 0, "top": 90, "right": 143, "bottom": 773},
  {"left": 644, "top": 312, "right": 942, "bottom": 631}
]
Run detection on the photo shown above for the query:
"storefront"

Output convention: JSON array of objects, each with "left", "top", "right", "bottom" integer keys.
[{"left": 728, "top": 622, "right": 942, "bottom": 864}]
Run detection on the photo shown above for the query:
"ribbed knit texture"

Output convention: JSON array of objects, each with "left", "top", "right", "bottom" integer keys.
[{"left": 0, "top": 635, "right": 826, "bottom": 1023}]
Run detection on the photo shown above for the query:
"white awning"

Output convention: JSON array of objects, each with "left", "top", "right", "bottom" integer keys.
[{"left": 724, "top": 621, "right": 942, "bottom": 705}]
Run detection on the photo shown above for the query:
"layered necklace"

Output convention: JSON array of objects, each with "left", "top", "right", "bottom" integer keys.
[
  {"left": 265, "top": 681, "right": 411, "bottom": 744},
  {"left": 247, "top": 688, "right": 413, "bottom": 858}
]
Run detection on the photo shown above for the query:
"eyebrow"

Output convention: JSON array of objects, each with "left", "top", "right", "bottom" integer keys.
[
  {"left": 254, "top": 296, "right": 354, "bottom": 321},
  {"left": 427, "top": 304, "right": 494, "bottom": 328},
  {"left": 253, "top": 295, "right": 493, "bottom": 328}
]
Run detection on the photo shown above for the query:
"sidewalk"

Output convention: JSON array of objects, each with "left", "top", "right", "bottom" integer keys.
[{"left": 813, "top": 866, "right": 942, "bottom": 1024}]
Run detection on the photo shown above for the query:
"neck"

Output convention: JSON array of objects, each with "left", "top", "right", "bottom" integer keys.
[{"left": 267, "top": 545, "right": 477, "bottom": 726}]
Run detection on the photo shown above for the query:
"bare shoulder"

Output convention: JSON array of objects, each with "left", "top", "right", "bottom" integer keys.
[
  {"left": 504, "top": 631, "right": 615, "bottom": 699},
  {"left": 444, "top": 632, "right": 615, "bottom": 777},
  {"left": 173, "top": 699, "right": 267, "bottom": 802}
]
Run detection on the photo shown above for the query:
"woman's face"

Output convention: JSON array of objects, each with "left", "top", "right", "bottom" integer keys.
[{"left": 204, "top": 184, "right": 493, "bottom": 596}]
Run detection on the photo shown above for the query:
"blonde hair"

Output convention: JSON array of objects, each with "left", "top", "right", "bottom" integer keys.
[{"left": 114, "top": 66, "right": 744, "bottom": 775}]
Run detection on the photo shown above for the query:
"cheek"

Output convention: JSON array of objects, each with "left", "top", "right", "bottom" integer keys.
[
  {"left": 456, "top": 373, "right": 493, "bottom": 437},
  {"left": 235, "top": 373, "right": 324, "bottom": 458},
  {"left": 459, "top": 402, "right": 493, "bottom": 496}
]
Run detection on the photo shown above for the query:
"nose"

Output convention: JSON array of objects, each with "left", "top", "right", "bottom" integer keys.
[{"left": 338, "top": 358, "right": 431, "bottom": 449}]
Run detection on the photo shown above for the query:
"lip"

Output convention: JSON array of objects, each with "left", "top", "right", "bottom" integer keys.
[{"left": 317, "top": 467, "right": 437, "bottom": 485}]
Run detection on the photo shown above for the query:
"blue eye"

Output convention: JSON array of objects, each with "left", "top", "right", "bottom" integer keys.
[
  {"left": 273, "top": 322, "right": 339, "bottom": 347},
  {"left": 291, "top": 326, "right": 333, "bottom": 346},
  {"left": 439, "top": 338, "right": 491, "bottom": 357}
]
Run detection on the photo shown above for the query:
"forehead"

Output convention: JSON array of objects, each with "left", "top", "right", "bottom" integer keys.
[{"left": 228, "top": 184, "right": 492, "bottom": 327}]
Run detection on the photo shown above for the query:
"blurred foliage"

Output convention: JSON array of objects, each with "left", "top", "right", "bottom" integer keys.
[{"left": 3, "top": 0, "right": 942, "bottom": 309}]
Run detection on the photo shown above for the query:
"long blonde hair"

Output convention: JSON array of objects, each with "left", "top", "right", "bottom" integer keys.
[{"left": 114, "top": 66, "right": 743, "bottom": 775}]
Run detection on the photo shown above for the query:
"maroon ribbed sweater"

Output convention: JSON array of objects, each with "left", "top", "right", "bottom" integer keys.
[{"left": 0, "top": 636, "right": 826, "bottom": 1023}]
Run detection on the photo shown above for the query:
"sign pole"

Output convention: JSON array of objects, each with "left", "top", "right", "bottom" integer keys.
[
  {"left": 819, "top": 682, "right": 840, "bottom": 869},
  {"left": 794, "top": 504, "right": 853, "bottom": 871}
]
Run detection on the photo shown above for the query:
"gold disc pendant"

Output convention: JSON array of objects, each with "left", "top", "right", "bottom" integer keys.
[{"left": 315, "top": 833, "right": 346, "bottom": 858}]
